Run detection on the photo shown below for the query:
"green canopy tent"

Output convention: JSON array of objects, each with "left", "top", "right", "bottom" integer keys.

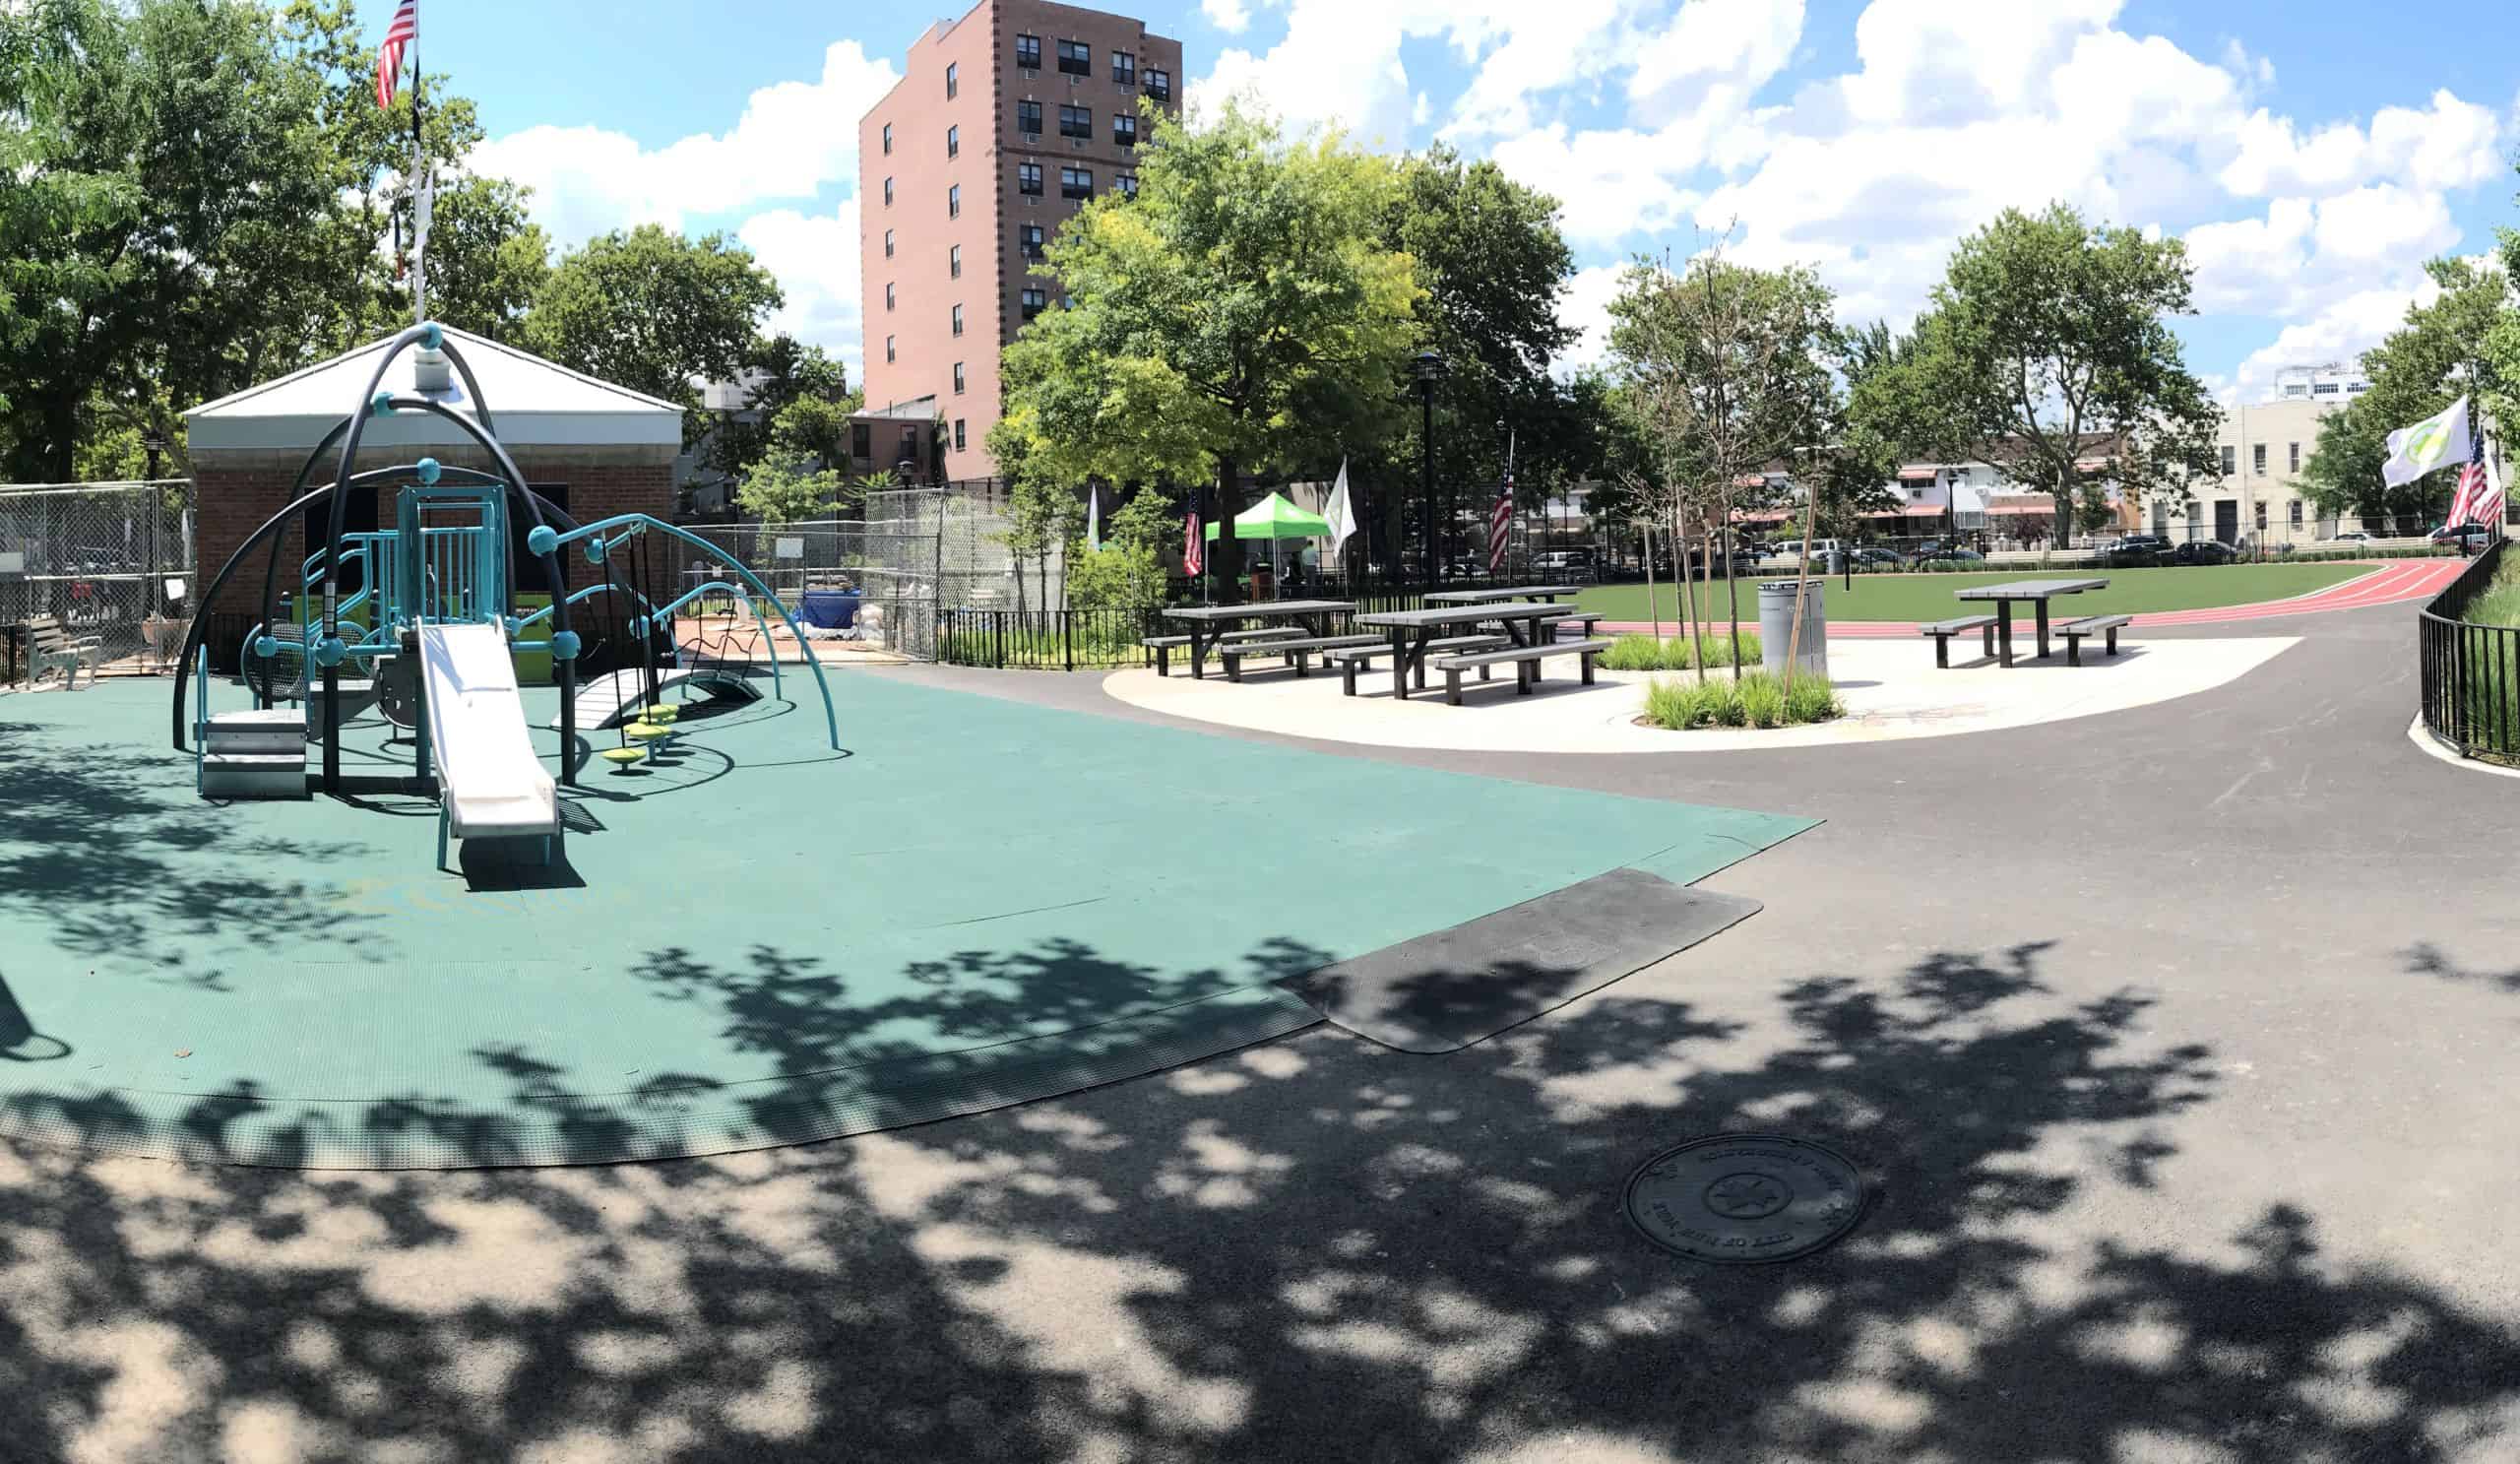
[
  {"left": 1205, "top": 490, "right": 1332, "bottom": 595},
  {"left": 1204, "top": 490, "right": 1331, "bottom": 541}
]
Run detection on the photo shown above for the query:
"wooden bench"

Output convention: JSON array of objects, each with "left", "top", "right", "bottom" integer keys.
[
  {"left": 22, "top": 614, "right": 103, "bottom": 690},
  {"left": 1325, "top": 635, "right": 1507, "bottom": 696},
  {"left": 2057, "top": 613, "right": 2131, "bottom": 666},
  {"left": 1429, "top": 639, "right": 1613, "bottom": 706},
  {"left": 1534, "top": 610, "right": 1606, "bottom": 642},
  {"left": 1221, "top": 634, "right": 1383, "bottom": 682},
  {"left": 1918, "top": 613, "right": 1998, "bottom": 668}
]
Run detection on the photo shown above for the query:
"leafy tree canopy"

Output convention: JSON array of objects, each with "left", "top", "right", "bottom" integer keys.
[{"left": 522, "top": 224, "right": 783, "bottom": 424}]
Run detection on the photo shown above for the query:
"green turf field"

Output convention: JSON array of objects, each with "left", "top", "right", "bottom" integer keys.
[{"left": 1577, "top": 562, "right": 2369, "bottom": 622}]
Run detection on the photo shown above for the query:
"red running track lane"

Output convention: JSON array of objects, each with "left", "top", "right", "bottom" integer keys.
[{"left": 1600, "top": 558, "right": 2469, "bottom": 638}]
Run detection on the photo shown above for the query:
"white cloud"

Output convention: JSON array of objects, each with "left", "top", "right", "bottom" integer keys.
[
  {"left": 1625, "top": 0, "right": 1802, "bottom": 128},
  {"left": 2226, "top": 279, "right": 2440, "bottom": 403},
  {"left": 1553, "top": 263, "right": 1627, "bottom": 372},
  {"left": 474, "top": 40, "right": 897, "bottom": 243},
  {"left": 2187, "top": 187, "right": 2457, "bottom": 321},
  {"left": 1203, "top": 0, "right": 1254, "bottom": 33},
  {"left": 738, "top": 197, "right": 864, "bottom": 385},
  {"left": 2218, "top": 90, "right": 2503, "bottom": 198},
  {"left": 1490, "top": 122, "right": 1701, "bottom": 246}
]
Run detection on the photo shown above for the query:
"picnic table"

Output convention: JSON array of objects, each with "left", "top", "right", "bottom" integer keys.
[
  {"left": 1953, "top": 577, "right": 2110, "bottom": 667},
  {"left": 1420, "top": 584, "right": 1585, "bottom": 606},
  {"left": 1160, "top": 599, "right": 1355, "bottom": 679},
  {"left": 1355, "top": 603, "right": 1567, "bottom": 700}
]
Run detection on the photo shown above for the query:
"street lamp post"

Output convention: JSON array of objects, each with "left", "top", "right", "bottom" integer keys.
[{"left": 1413, "top": 350, "right": 1446, "bottom": 586}]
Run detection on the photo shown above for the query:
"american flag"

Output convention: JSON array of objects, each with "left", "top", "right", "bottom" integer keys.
[
  {"left": 375, "top": 0, "right": 416, "bottom": 108},
  {"left": 2448, "top": 460, "right": 2486, "bottom": 528},
  {"left": 1184, "top": 510, "right": 1203, "bottom": 576},
  {"left": 1487, "top": 472, "right": 1512, "bottom": 574}
]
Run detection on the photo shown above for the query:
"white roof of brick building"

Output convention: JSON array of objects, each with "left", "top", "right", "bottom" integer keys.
[{"left": 185, "top": 326, "right": 683, "bottom": 452}]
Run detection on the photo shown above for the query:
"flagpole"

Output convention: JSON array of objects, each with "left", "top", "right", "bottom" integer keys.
[{"left": 410, "top": 0, "right": 425, "bottom": 326}]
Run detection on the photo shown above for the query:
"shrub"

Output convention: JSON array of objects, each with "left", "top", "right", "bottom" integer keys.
[
  {"left": 1599, "top": 629, "right": 1763, "bottom": 670},
  {"left": 1641, "top": 668, "right": 1842, "bottom": 731}
]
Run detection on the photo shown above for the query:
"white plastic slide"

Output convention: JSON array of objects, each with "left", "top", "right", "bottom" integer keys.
[{"left": 417, "top": 622, "right": 558, "bottom": 846}]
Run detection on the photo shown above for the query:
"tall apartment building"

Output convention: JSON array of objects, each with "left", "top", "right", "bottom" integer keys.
[{"left": 855, "top": 0, "right": 1183, "bottom": 480}]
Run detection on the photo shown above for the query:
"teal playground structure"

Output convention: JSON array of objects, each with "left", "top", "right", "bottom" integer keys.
[{"left": 169, "top": 323, "right": 840, "bottom": 870}]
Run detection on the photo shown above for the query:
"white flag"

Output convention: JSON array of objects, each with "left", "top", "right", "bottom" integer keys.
[
  {"left": 2383, "top": 396, "right": 2469, "bottom": 487},
  {"left": 1325, "top": 456, "right": 1357, "bottom": 545},
  {"left": 1085, "top": 484, "right": 1101, "bottom": 552}
]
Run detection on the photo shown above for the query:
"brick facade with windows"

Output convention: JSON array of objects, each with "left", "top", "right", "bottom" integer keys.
[{"left": 855, "top": 0, "right": 1181, "bottom": 478}]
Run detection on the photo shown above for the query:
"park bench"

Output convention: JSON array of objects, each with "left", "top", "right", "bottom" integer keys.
[
  {"left": 1428, "top": 638, "right": 1613, "bottom": 706},
  {"left": 1918, "top": 613, "right": 1998, "bottom": 668},
  {"left": 1220, "top": 633, "right": 1382, "bottom": 682},
  {"left": 1142, "top": 625, "right": 1310, "bottom": 676},
  {"left": 1534, "top": 610, "right": 1606, "bottom": 642},
  {"left": 1326, "top": 634, "right": 1508, "bottom": 696},
  {"left": 2057, "top": 613, "right": 2131, "bottom": 666},
  {"left": 22, "top": 614, "right": 103, "bottom": 690}
]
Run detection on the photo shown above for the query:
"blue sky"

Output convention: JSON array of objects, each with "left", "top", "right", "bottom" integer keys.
[{"left": 440, "top": 1, "right": 2519, "bottom": 400}]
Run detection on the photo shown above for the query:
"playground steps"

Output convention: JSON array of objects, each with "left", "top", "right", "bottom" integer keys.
[{"left": 201, "top": 709, "right": 308, "bottom": 800}]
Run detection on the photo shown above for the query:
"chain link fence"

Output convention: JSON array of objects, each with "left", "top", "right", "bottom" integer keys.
[{"left": 1, "top": 480, "right": 196, "bottom": 680}]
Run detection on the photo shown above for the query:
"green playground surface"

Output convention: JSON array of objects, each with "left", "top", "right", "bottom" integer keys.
[
  {"left": 0, "top": 672, "right": 1814, "bottom": 1169},
  {"left": 1575, "top": 562, "right": 2367, "bottom": 623}
]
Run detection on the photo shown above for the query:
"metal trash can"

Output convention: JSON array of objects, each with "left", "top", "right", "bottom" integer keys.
[{"left": 1758, "top": 579, "right": 1828, "bottom": 680}]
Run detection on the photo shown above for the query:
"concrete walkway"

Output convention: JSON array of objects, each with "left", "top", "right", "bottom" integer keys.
[{"left": 7, "top": 601, "right": 2518, "bottom": 1463}]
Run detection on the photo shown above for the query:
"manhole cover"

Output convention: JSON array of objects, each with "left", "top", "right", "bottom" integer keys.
[{"left": 1622, "top": 1133, "right": 1866, "bottom": 1264}]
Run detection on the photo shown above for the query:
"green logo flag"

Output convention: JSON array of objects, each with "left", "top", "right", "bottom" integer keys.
[{"left": 2384, "top": 396, "right": 2470, "bottom": 487}]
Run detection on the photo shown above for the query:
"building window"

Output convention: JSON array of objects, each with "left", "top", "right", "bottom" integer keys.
[
  {"left": 2289, "top": 442, "right": 2300, "bottom": 473},
  {"left": 851, "top": 422, "right": 871, "bottom": 461},
  {"left": 1057, "top": 39, "right": 1090, "bottom": 76},
  {"left": 948, "top": 183, "right": 960, "bottom": 219},
  {"left": 1112, "top": 114, "right": 1137, "bottom": 148},
  {"left": 884, "top": 282, "right": 895, "bottom": 312},
  {"left": 945, "top": 61, "right": 958, "bottom": 99},
  {"left": 2312, "top": 381, "right": 2339, "bottom": 396},
  {"left": 1116, "top": 171, "right": 1138, "bottom": 199},
  {"left": 901, "top": 427, "right": 918, "bottom": 468},
  {"left": 2220, "top": 444, "right": 2236, "bottom": 477},
  {"left": 954, "top": 361, "right": 966, "bottom": 395},
  {"left": 952, "top": 303, "right": 964, "bottom": 338},
  {"left": 1017, "top": 99, "right": 1041, "bottom": 135},
  {"left": 1112, "top": 50, "right": 1136, "bottom": 86},
  {"left": 946, "top": 124, "right": 959, "bottom": 159},
  {"left": 1015, "top": 32, "right": 1040, "bottom": 69},
  {"left": 2290, "top": 500, "right": 2303, "bottom": 528},
  {"left": 2255, "top": 501, "right": 2268, "bottom": 532},
  {"left": 1019, "top": 222, "right": 1044, "bottom": 258},
  {"left": 1021, "top": 286, "right": 1047, "bottom": 320},
  {"left": 1060, "top": 104, "right": 1092, "bottom": 139},
  {"left": 885, "top": 335, "right": 896, "bottom": 363},
  {"left": 2252, "top": 443, "right": 2266, "bottom": 475},
  {"left": 955, "top": 418, "right": 968, "bottom": 452},
  {"left": 1061, "top": 165, "right": 1093, "bottom": 200},
  {"left": 883, "top": 228, "right": 894, "bottom": 259},
  {"left": 1143, "top": 68, "right": 1170, "bottom": 101},
  {"left": 949, "top": 244, "right": 962, "bottom": 280},
  {"left": 882, "top": 122, "right": 893, "bottom": 156},
  {"left": 883, "top": 176, "right": 893, "bottom": 207},
  {"left": 1018, "top": 161, "right": 1042, "bottom": 196}
]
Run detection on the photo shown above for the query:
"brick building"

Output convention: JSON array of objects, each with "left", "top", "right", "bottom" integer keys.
[
  {"left": 856, "top": 0, "right": 1183, "bottom": 479},
  {"left": 184, "top": 327, "right": 683, "bottom": 617}
]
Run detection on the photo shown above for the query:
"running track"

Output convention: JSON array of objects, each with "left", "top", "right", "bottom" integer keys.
[{"left": 1600, "top": 558, "right": 2468, "bottom": 638}]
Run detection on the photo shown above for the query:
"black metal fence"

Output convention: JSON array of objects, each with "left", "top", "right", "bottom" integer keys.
[{"left": 2417, "top": 538, "right": 2517, "bottom": 763}]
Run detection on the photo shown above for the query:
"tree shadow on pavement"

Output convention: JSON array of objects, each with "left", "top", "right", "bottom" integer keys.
[{"left": 3, "top": 936, "right": 2519, "bottom": 1460}]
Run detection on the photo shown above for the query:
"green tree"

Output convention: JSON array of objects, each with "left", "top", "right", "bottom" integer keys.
[
  {"left": 995, "top": 101, "right": 1420, "bottom": 600},
  {"left": 1607, "top": 243, "right": 1839, "bottom": 675},
  {"left": 2309, "top": 254, "right": 2517, "bottom": 528},
  {"left": 702, "top": 335, "right": 857, "bottom": 483},
  {"left": 1065, "top": 487, "right": 1175, "bottom": 613},
  {"left": 523, "top": 224, "right": 783, "bottom": 422},
  {"left": 732, "top": 450, "right": 850, "bottom": 530},
  {"left": 1892, "top": 203, "right": 2220, "bottom": 544},
  {"left": 413, "top": 174, "right": 551, "bottom": 343}
]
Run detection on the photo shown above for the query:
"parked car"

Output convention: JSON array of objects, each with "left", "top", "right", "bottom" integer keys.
[
  {"left": 1906, "top": 541, "right": 1984, "bottom": 565},
  {"left": 1847, "top": 546, "right": 1903, "bottom": 569},
  {"left": 2173, "top": 539, "right": 2238, "bottom": 564},
  {"left": 2430, "top": 523, "right": 2494, "bottom": 551},
  {"left": 1531, "top": 549, "right": 1597, "bottom": 580},
  {"left": 2327, "top": 530, "right": 2372, "bottom": 543}
]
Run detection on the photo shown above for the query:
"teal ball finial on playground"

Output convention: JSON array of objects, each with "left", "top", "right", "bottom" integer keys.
[
  {"left": 551, "top": 630, "right": 581, "bottom": 661},
  {"left": 370, "top": 391, "right": 395, "bottom": 416},
  {"left": 314, "top": 636, "right": 346, "bottom": 668},
  {"left": 253, "top": 635, "right": 279, "bottom": 660},
  {"left": 415, "top": 456, "right": 442, "bottom": 484},
  {"left": 419, "top": 321, "right": 443, "bottom": 350},
  {"left": 585, "top": 538, "right": 607, "bottom": 565},
  {"left": 526, "top": 524, "right": 559, "bottom": 557}
]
